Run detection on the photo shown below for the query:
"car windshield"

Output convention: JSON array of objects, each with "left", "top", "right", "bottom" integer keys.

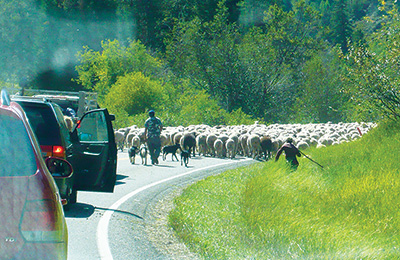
[
  {"left": 0, "top": 113, "right": 37, "bottom": 177},
  {"left": 18, "top": 102, "right": 62, "bottom": 146}
]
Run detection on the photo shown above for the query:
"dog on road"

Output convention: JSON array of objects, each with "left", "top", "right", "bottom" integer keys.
[
  {"left": 139, "top": 144, "right": 148, "bottom": 165},
  {"left": 162, "top": 143, "right": 180, "bottom": 161},
  {"left": 128, "top": 145, "right": 139, "bottom": 164},
  {"left": 180, "top": 149, "right": 190, "bottom": 167}
]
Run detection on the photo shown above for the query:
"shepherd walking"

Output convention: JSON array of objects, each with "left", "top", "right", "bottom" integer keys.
[
  {"left": 145, "top": 110, "right": 163, "bottom": 165},
  {"left": 275, "top": 138, "right": 301, "bottom": 170}
]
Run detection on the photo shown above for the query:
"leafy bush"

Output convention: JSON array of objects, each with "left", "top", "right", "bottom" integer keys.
[
  {"left": 108, "top": 78, "right": 259, "bottom": 128},
  {"left": 75, "top": 39, "right": 163, "bottom": 101},
  {"left": 103, "top": 72, "right": 163, "bottom": 115},
  {"left": 224, "top": 107, "right": 256, "bottom": 125},
  {"left": 345, "top": 7, "right": 400, "bottom": 121}
]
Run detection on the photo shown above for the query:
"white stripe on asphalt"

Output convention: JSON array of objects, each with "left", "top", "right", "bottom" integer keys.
[{"left": 97, "top": 159, "right": 252, "bottom": 260}]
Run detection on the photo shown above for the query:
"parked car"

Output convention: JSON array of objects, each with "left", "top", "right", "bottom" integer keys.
[
  {"left": 11, "top": 95, "right": 117, "bottom": 208},
  {"left": 0, "top": 90, "right": 70, "bottom": 259}
]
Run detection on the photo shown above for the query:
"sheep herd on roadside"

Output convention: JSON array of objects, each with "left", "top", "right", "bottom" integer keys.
[{"left": 114, "top": 121, "right": 377, "bottom": 165}]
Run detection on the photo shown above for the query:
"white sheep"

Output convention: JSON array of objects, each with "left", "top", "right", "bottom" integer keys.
[
  {"left": 239, "top": 134, "right": 249, "bottom": 157},
  {"left": 114, "top": 131, "right": 125, "bottom": 151},
  {"left": 206, "top": 134, "right": 218, "bottom": 157},
  {"left": 125, "top": 132, "right": 136, "bottom": 148},
  {"left": 180, "top": 132, "right": 197, "bottom": 157},
  {"left": 173, "top": 132, "right": 183, "bottom": 146},
  {"left": 218, "top": 134, "right": 229, "bottom": 157},
  {"left": 214, "top": 138, "right": 224, "bottom": 158},
  {"left": 131, "top": 135, "right": 141, "bottom": 148},
  {"left": 160, "top": 133, "right": 169, "bottom": 148},
  {"left": 137, "top": 130, "right": 146, "bottom": 145},
  {"left": 247, "top": 134, "right": 262, "bottom": 159},
  {"left": 196, "top": 133, "right": 208, "bottom": 156},
  {"left": 296, "top": 141, "right": 309, "bottom": 150},
  {"left": 228, "top": 134, "right": 239, "bottom": 157},
  {"left": 225, "top": 138, "right": 236, "bottom": 159},
  {"left": 119, "top": 122, "right": 377, "bottom": 156}
]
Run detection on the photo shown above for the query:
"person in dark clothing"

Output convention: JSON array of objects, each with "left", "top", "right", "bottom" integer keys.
[
  {"left": 275, "top": 138, "right": 301, "bottom": 170},
  {"left": 65, "top": 107, "right": 76, "bottom": 118},
  {"left": 144, "top": 110, "right": 163, "bottom": 165}
]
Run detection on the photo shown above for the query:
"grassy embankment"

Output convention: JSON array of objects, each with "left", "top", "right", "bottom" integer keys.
[{"left": 169, "top": 120, "right": 400, "bottom": 259}]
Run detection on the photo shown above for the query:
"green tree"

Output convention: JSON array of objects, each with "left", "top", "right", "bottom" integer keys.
[
  {"left": 295, "top": 50, "right": 348, "bottom": 123},
  {"left": 166, "top": 0, "right": 324, "bottom": 122},
  {"left": 345, "top": 6, "right": 400, "bottom": 121},
  {"left": 330, "top": 0, "right": 352, "bottom": 54},
  {"left": 175, "top": 89, "right": 227, "bottom": 126},
  {"left": 165, "top": 1, "right": 244, "bottom": 112},
  {"left": 124, "top": 0, "right": 164, "bottom": 50},
  {"left": 257, "top": 1, "right": 324, "bottom": 122},
  {"left": 75, "top": 39, "right": 163, "bottom": 101},
  {"left": 103, "top": 71, "right": 163, "bottom": 120},
  {"left": 238, "top": 27, "right": 290, "bottom": 121},
  {"left": 263, "top": 2, "right": 322, "bottom": 70},
  {"left": 238, "top": 0, "right": 292, "bottom": 29}
]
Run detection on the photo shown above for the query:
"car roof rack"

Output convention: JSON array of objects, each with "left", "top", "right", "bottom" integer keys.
[
  {"left": 10, "top": 95, "right": 52, "bottom": 103},
  {"left": 6, "top": 87, "right": 98, "bottom": 117}
]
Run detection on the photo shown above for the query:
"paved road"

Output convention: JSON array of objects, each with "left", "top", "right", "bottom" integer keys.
[{"left": 66, "top": 151, "right": 255, "bottom": 260}]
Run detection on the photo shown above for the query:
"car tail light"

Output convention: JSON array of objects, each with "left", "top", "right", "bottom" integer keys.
[
  {"left": 40, "top": 145, "right": 65, "bottom": 158},
  {"left": 52, "top": 146, "right": 65, "bottom": 158},
  {"left": 20, "top": 199, "right": 64, "bottom": 242},
  {"left": 40, "top": 145, "right": 53, "bottom": 157}
]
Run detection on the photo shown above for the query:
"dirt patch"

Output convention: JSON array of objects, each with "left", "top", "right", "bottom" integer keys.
[{"left": 145, "top": 187, "right": 200, "bottom": 260}]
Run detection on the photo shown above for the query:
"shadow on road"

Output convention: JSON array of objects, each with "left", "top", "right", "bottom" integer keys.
[
  {"left": 115, "top": 174, "right": 129, "bottom": 185},
  {"left": 64, "top": 203, "right": 144, "bottom": 220},
  {"left": 65, "top": 203, "right": 95, "bottom": 218},
  {"left": 95, "top": 206, "right": 144, "bottom": 220},
  {"left": 153, "top": 164, "right": 176, "bottom": 168}
]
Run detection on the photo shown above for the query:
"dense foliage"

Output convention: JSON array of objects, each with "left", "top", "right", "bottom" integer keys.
[{"left": 2, "top": 0, "right": 400, "bottom": 125}]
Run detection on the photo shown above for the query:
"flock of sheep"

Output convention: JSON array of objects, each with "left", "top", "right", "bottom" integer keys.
[{"left": 114, "top": 121, "right": 377, "bottom": 162}]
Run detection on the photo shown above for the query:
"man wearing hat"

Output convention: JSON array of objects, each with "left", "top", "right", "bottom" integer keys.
[
  {"left": 144, "top": 110, "right": 163, "bottom": 164},
  {"left": 275, "top": 137, "right": 301, "bottom": 170}
]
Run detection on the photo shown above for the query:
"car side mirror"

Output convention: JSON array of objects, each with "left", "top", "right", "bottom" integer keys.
[
  {"left": 109, "top": 114, "right": 115, "bottom": 121},
  {"left": 45, "top": 157, "right": 73, "bottom": 178}
]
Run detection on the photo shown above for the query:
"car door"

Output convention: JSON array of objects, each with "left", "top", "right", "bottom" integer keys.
[{"left": 69, "top": 108, "right": 117, "bottom": 192}]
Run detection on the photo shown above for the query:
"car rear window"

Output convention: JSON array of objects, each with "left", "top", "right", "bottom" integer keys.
[
  {"left": 0, "top": 113, "right": 37, "bottom": 177},
  {"left": 17, "top": 102, "right": 62, "bottom": 146}
]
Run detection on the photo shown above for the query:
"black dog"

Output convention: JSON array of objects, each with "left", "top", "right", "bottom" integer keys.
[
  {"left": 162, "top": 143, "right": 180, "bottom": 161},
  {"left": 180, "top": 149, "right": 190, "bottom": 167},
  {"left": 128, "top": 145, "right": 138, "bottom": 164}
]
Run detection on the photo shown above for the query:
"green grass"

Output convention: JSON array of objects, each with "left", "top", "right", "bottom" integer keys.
[{"left": 169, "top": 120, "right": 400, "bottom": 259}]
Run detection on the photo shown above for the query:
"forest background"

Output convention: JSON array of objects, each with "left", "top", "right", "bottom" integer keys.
[{"left": 2, "top": 0, "right": 400, "bottom": 128}]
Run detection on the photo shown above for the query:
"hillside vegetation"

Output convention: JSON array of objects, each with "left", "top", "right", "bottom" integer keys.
[
  {"left": 169, "top": 120, "right": 400, "bottom": 259},
  {"left": 3, "top": 1, "right": 400, "bottom": 127}
]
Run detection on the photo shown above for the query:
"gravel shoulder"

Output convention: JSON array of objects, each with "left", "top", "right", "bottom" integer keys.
[{"left": 145, "top": 187, "right": 201, "bottom": 260}]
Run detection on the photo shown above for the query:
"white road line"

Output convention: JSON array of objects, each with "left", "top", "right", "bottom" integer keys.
[{"left": 97, "top": 159, "right": 252, "bottom": 260}]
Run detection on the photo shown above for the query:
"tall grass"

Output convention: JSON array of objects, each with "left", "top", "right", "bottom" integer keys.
[{"left": 169, "top": 120, "right": 400, "bottom": 259}]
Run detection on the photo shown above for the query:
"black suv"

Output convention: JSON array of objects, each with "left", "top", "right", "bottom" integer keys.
[{"left": 12, "top": 96, "right": 117, "bottom": 208}]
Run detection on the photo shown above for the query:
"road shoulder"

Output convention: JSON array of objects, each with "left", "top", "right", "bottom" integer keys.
[{"left": 145, "top": 186, "right": 201, "bottom": 260}]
